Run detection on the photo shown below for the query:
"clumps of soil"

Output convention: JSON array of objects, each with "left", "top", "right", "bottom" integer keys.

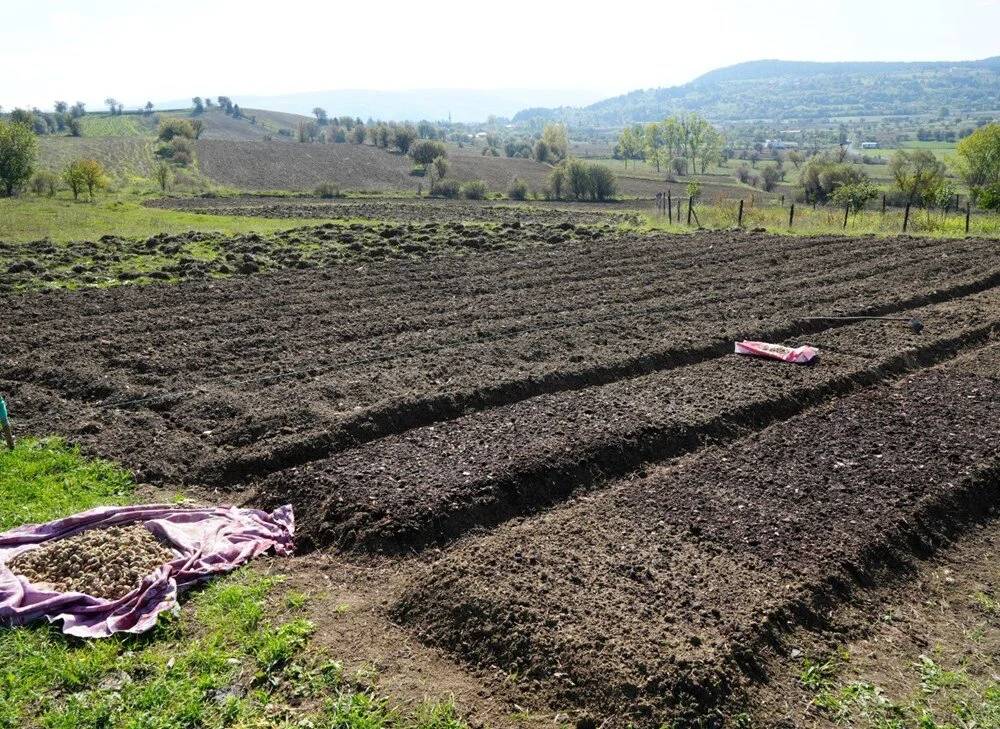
[
  {"left": 0, "top": 220, "right": 626, "bottom": 292},
  {"left": 9, "top": 524, "right": 176, "bottom": 600},
  {"left": 143, "top": 196, "right": 645, "bottom": 226}
]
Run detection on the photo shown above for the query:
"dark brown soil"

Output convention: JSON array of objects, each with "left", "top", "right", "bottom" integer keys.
[
  {"left": 252, "top": 288, "right": 1000, "bottom": 552},
  {"left": 4, "top": 232, "right": 997, "bottom": 491},
  {"left": 393, "top": 354, "right": 1000, "bottom": 727}
]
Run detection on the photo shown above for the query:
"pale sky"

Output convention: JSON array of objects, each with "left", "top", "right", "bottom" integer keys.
[{"left": 3, "top": 0, "right": 999, "bottom": 111}]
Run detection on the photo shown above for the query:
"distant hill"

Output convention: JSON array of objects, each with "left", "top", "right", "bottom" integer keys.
[
  {"left": 514, "top": 57, "right": 1000, "bottom": 126},
  {"left": 159, "top": 89, "right": 612, "bottom": 124}
]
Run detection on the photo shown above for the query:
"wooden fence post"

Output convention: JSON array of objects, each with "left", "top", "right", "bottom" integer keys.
[
  {"left": 737, "top": 199, "right": 744, "bottom": 227},
  {"left": 903, "top": 203, "right": 911, "bottom": 233},
  {"left": 667, "top": 190, "right": 672, "bottom": 224},
  {"left": 881, "top": 194, "right": 886, "bottom": 214},
  {"left": 843, "top": 204, "right": 850, "bottom": 229},
  {"left": 687, "top": 197, "right": 693, "bottom": 225},
  {"left": 966, "top": 204, "right": 972, "bottom": 234},
  {"left": 789, "top": 203, "right": 795, "bottom": 229}
]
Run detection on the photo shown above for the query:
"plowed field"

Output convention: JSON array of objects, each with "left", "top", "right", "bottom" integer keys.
[{"left": 3, "top": 228, "right": 999, "bottom": 726}]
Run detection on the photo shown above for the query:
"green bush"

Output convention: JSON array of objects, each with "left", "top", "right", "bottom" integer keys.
[
  {"left": 157, "top": 118, "right": 196, "bottom": 142},
  {"left": 31, "top": 170, "right": 60, "bottom": 196},
  {"left": 589, "top": 163, "right": 617, "bottom": 201},
  {"left": 314, "top": 182, "right": 343, "bottom": 199},
  {"left": 508, "top": 178, "right": 529, "bottom": 200},
  {"left": 431, "top": 178, "right": 461, "bottom": 198},
  {"left": 460, "top": 180, "right": 488, "bottom": 200}
]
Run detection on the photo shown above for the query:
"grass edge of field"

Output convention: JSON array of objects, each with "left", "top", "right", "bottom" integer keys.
[{"left": 0, "top": 438, "right": 469, "bottom": 729}]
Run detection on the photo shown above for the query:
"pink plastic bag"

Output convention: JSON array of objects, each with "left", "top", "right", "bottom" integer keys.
[
  {"left": 735, "top": 341, "right": 818, "bottom": 364},
  {"left": 0, "top": 504, "right": 294, "bottom": 637}
]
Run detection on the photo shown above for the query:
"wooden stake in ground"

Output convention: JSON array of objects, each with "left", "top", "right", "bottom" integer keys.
[
  {"left": 843, "top": 204, "right": 850, "bottom": 229},
  {"left": 667, "top": 190, "right": 673, "bottom": 224},
  {"left": 966, "top": 204, "right": 972, "bottom": 234},
  {"left": 903, "top": 202, "right": 911, "bottom": 233},
  {"left": 789, "top": 203, "right": 795, "bottom": 229},
  {"left": 687, "top": 197, "right": 693, "bottom": 226},
  {"left": 737, "top": 199, "right": 744, "bottom": 227},
  {"left": 0, "top": 395, "right": 14, "bottom": 450}
]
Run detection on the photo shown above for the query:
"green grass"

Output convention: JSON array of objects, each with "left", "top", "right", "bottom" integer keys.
[
  {"left": 0, "top": 438, "right": 132, "bottom": 530},
  {"left": 0, "top": 439, "right": 469, "bottom": 729},
  {"left": 641, "top": 199, "right": 1000, "bottom": 238},
  {"left": 802, "top": 653, "right": 1000, "bottom": 729},
  {"left": 78, "top": 114, "right": 154, "bottom": 138},
  {"left": 0, "top": 193, "right": 332, "bottom": 242}
]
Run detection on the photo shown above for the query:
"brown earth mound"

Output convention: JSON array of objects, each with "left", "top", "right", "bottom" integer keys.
[{"left": 393, "top": 356, "right": 1000, "bottom": 726}]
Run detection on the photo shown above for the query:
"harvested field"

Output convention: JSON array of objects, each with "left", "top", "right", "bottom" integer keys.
[
  {"left": 143, "top": 196, "right": 645, "bottom": 225},
  {"left": 394, "top": 353, "right": 1000, "bottom": 726},
  {"left": 4, "top": 232, "right": 999, "bottom": 491}
]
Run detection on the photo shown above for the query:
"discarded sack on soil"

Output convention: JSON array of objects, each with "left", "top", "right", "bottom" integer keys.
[
  {"left": 0, "top": 504, "right": 294, "bottom": 637},
  {"left": 734, "top": 340, "right": 818, "bottom": 364}
]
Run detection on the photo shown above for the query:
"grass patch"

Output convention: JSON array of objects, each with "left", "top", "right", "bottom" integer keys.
[
  {"left": 0, "top": 440, "right": 469, "bottom": 728},
  {"left": 78, "top": 114, "right": 154, "bottom": 139},
  {"left": 0, "top": 194, "right": 332, "bottom": 243},
  {"left": 642, "top": 200, "right": 1000, "bottom": 238},
  {"left": 0, "top": 438, "right": 132, "bottom": 530}
]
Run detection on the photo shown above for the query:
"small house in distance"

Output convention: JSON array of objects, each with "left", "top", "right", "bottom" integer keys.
[{"left": 861, "top": 141, "right": 880, "bottom": 149}]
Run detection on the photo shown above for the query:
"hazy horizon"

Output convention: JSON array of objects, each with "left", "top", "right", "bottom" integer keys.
[{"left": 4, "top": 0, "right": 1000, "bottom": 112}]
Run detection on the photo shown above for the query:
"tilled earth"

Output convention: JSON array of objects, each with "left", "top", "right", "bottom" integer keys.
[
  {"left": 4, "top": 232, "right": 998, "bottom": 489},
  {"left": 142, "top": 196, "right": 646, "bottom": 226},
  {"left": 3, "top": 228, "right": 1000, "bottom": 725},
  {"left": 0, "top": 219, "right": 623, "bottom": 292}
]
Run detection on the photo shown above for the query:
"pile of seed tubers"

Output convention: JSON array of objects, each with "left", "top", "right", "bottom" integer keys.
[{"left": 9, "top": 524, "right": 176, "bottom": 600}]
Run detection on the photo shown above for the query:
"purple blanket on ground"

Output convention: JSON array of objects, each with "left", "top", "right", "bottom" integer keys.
[{"left": 0, "top": 504, "right": 294, "bottom": 637}]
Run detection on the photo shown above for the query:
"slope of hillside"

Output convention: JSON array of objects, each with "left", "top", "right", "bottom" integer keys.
[
  {"left": 514, "top": 56, "right": 1000, "bottom": 125},
  {"left": 194, "top": 139, "right": 558, "bottom": 192}
]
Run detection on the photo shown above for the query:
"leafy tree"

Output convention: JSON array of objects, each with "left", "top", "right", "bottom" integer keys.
[
  {"left": 54, "top": 101, "right": 68, "bottom": 114},
  {"left": 192, "top": 97, "right": 204, "bottom": 114},
  {"left": 588, "top": 163, "right": 617, "bottom": 201},
  {"left": 955, "top": 123, "right": 1000, "bottom": 208},
  {"left": 70, "top": 102, "right": 86, "bottom": 118},
  {"left": 760, "top": 164, "right": 782, "bottom": 192},
  {"left": 541, "top": 123, "right": 568, "bottom": 161},
  {"left": 504, "top": 138, "right": 533, "bottom": 158},
  {"left": 9, "top": 108, "right": 33, "bottom": 127},
  {"left": 533, "top": 139, "right": 551, "bottom": 163},
  {"left": 547, "top": 163, "right": 566, "bottom": 199},
  {"left": 158, "top": 119, "right": 196, "bottom": 141},
  {"left": 349, "top": 125, "right": 366, "bottom": 144},
  {"left": 417, "top": 120, "right": 438, "bottom": 139},
  {"left": 189, "top": 119, "right": 204, "bottom": 139},
  {"left": 433, "top": 155, "right": 448, "bottom": 182},
  {"left": 392, "top": 124, "right": 417, "bottom": 154},
  {"left": 144, "top": 101, "right": 154, "bottom": 115},
  {"left": 686, "top": 179, "right": 702, "bottom": 200},
  {"left": 643, "top": 122, "right": 664, "bottom": 172},
  {"left": 105, "top": 98, "right": 118, "bottom": 115},
  {"left": 831, "top": 181, "right": 880, "bottom": 212},
  {"left": 0, "top": 120, "right": 39, "bottom": 196},
  {"left": 67, "top": 118, "right": 82, "bottom": 137},
  {"left": 155, "top": 162, "right": 171, "bottom": 192},
  {"left": 800, "top": 155, "right": 870, "bottom": 203},
  {"left": 670, "top": 157, "right": 688, "bottom": 176},
  {"left": 312, "top": 107, "right": 328, "bottom": 125},
  {"left": 614, "top": 126, "right": 643, "bottom": 169},
  {"left": 889, "top": 150, "right": 947, "bottom": 205},
  {"left": 787, "top": 150, "right": 804, "bottom": 169},
  {"left": 410, "top": 140, "right": 446, "bottom": 171}
]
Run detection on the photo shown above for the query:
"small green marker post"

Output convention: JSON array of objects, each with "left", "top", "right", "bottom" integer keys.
[{"left": 0, "top": 395, "right": 14, "bottom": 450}]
